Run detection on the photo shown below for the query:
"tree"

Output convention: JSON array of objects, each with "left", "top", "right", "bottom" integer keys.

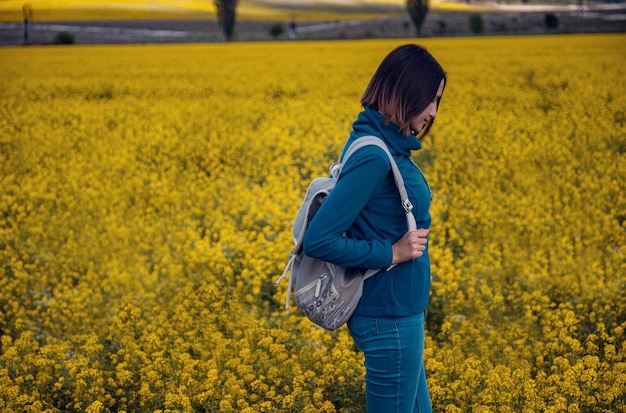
[
  {"left": 545, "top": 13, "right": 559, "bottom": 29},
  {"left": 53, "top": 31, "right": 75, "bottom": 44},
  {"left": 268, "top": 23, "right": 284, "bottom": 39},
  {"left": 214, "top": 0, "right": 238, "bottom": 41},
  {"left": 469, "top": 13, "right": 484, "bottom": 35},
  {"left": 22, "top": 3, "right": 33, "bottom": 42},
  {"left": 406, "top": 0, "right": 429, "bottom": 36}
]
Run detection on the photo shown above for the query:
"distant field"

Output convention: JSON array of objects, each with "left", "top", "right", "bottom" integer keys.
[{"left": 0, "top": 0, "right": 496, "bottom": 22}]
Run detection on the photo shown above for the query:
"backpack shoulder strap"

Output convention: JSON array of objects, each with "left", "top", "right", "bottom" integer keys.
[{"left": 343, "top": 136, "right": 418, "bottom": 279}]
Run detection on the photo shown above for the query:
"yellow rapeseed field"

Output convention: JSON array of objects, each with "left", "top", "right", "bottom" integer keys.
[{"left": 1, "top": 34, "right": 625, "bottom": 412}]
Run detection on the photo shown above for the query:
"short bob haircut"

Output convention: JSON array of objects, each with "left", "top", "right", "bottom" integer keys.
[{"left": 361, "top": 44, "right": 447, "bottom": 138}]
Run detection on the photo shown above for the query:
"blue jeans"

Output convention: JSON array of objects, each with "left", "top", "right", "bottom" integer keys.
[{"left": 347, "top": 312, "right": 431, "bottom": 413}]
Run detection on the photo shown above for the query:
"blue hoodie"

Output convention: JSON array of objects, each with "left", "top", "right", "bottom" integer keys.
[{"left": 303, "top": 106, "right": 432, "bottom": 316}]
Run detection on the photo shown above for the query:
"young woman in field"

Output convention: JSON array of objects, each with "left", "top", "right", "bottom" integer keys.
[{"left": 303, "top": 44, "right": 446, "bottom": 412}]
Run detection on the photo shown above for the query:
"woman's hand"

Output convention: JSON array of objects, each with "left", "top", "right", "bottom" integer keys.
[{"left": 391, "top": 229, "right": 429, "bottom": 265}]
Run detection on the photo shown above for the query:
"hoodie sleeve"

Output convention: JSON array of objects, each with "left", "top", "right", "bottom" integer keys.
[{"left": 302, "top": 146, "right": 394, "bottom": 269}]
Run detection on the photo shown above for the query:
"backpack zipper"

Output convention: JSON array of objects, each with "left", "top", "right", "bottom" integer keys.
[{"left": 315, "top": 276, "right": 324, "bottom": 298}]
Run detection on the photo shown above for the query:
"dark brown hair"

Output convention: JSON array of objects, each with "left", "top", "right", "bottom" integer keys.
[{"left": 361, "top": 44, "right": 447, "bottom": 137}]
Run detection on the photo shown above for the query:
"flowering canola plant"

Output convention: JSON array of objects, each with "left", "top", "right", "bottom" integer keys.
[{"left": 0, "top": 34, "right": 625, "bottom": 412}]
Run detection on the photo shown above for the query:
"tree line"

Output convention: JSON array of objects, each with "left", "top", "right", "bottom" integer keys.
[{"left": 215, "top": 0, "right": 429, "bottom": 41}]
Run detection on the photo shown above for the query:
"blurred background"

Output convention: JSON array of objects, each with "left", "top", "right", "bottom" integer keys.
[{"left": 0, "top": 0, "right": 625, "bottom": 45}]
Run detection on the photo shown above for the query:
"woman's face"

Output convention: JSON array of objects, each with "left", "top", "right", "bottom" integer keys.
[{"left": 409, "top": 79, "right": 445, "bottom": 135}]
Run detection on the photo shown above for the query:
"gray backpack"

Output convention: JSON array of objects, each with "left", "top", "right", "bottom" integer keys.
[{"left": 276, "top": 135, "right": 417, "bottom": 330}]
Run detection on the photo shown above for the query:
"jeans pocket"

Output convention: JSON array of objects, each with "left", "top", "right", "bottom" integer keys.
[{"left": 347, "top": 315, "right": 378, "bottom": 341}]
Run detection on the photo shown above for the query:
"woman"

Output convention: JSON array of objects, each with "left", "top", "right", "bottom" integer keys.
[{"left": 302, "top": 44, "right": 446, "bottom": 412}]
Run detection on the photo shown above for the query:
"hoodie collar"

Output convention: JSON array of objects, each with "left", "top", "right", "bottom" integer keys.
[{"left": 348, "top": 105, "right": 422, "bottom": 157}]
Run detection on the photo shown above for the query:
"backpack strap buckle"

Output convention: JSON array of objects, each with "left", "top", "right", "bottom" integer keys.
[{"left": 402, "top": 199, "right": 413, "bottom": 213}]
